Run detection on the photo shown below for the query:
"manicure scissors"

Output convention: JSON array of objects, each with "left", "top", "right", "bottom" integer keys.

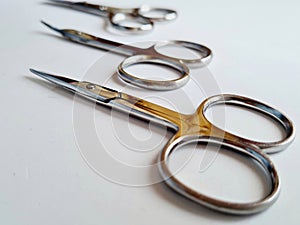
[
  {"left": 46, "top": 0, "right": 177, "bottom": 33},
  {"left": 30, "top": 68, "right": 295, "bottom": 215},
  {"left": 41, "top": 21, "right": 212, "bottom": 90}
]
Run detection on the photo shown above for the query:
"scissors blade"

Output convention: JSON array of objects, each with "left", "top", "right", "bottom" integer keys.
[
  {"left": 41, "top": 20, "right": 97, "bottom": 45},
  {"left": 41, "top": 20, "right": 94, "bottom": 43},
  {"left": 46, "top": 0, "right": 107, "bottom": 16},
  {"left": 30, "top": 69, "right": 181, "bottom": 128},
  {"left": 40, "top": 20, "right": 65, "bottom": 35},
  {"left": 46, "top": 0, "right": 74, "bottom": 7},
  {"left": 40, "top": 21, "right": 137, "bottom": 55},
  {"left": 30, "top": 69, "right": 119, "bottom": 103},
  {"left": 30, "top": 68, "right": 80, "bottom": 90}
]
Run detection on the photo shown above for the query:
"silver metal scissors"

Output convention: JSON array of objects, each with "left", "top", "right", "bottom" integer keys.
[
  {"left": 41, "top": 21, "right": 212, "bottom": 90},
  {"left": 46, "top": 0, "right": 177, "bottom": 33},
  {"left": 30, "top": 68, "right": 295, "bottom": 215}
]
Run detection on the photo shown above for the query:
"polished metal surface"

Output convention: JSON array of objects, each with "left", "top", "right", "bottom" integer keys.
[
  {"left": 30, "top": 69, "right": 295, "bottom": 215},
  {"left": 41, "top": 21, "right": 212, "bottom": 90},
  {"left": 47, "top": 0, "right": 177, "bottom": 33}
]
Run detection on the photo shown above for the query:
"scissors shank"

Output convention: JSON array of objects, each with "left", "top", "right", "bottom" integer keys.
[
  {"left": 78, "top": 35, "right": 140, "bottom": 56},
  {"left": 68, "top": 32, "right": 138, "bottom": 55},
  {"left": 76, "top": 83, "right": 208, "bottom": 135},
  {"left": 103, "top": 90, "right": 224, "bottom": 139},
  {"left": 60, "top": 29, "right": 150, "bottom": 56},
  {"left": 116, "top": 92, "right": 185, "bottom": 127},
  {"left": 75, "top": 81, "right": 184, "bottom": 129}
]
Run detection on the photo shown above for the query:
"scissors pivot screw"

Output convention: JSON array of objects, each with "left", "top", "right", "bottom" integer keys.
[{"left": 86, "top": 83, "right": 96, "bottom": 90}]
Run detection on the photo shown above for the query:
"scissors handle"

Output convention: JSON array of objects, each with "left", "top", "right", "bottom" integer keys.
[
  {"left": 158, "top": 94, "right": 295, "bottom": 214},
  {"left": 199, "top": 94, "right": 295, "bottom": 153},
  {"left": 118, "top": 54, "right": 190, "bottom": 91},
  {"left": 118, "top": 40, "right": 212, "bottom": 90},
  {"left": 159, "top": 136, "right": 280, "bottom": 215},
  {"left": 137, "top": 5, "right": 177, "bottom": 22},
  {"left": 108, "top": 13, "right": 154, "bottom": 33},
  {"left": 108, "top": 6, "right": 177, "bottom": 33}
]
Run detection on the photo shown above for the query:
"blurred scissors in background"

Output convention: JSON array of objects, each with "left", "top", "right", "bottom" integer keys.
[
  {"left": 46, "top": 0, "right": 177, "bottom": 33},
  {"left": 30, "top": 68, "right": 295, "bottom": 215},
  {"left": 41, "top": 21, "right": 212, "bottom": 90}
]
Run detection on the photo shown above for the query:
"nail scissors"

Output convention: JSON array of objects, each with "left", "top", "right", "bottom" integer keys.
[
  {"left": 30, "top": 68, "right": 295, "bottom": 215},
  {"left": 46, "top": 0, "right": 177, "bottom": 33},
  {"left": 41, "top": 21, "right": 212, "bottom": 90}
]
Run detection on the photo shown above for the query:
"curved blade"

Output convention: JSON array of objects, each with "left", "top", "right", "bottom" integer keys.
[
  {"left": 40, "top": 20, "right": 65, "bottom": 35},
  {"left": 45, "top": 0, "right": 105, "bottom": 16},
  {"left": 40, "top": 20, "right": 87, "bottom": 42},
  {"left": 46, "top": 0, "right": 76, "bottom": 7}
]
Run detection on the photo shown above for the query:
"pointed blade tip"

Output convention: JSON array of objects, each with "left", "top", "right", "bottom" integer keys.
[
  {"left": 29, "top": 68, "right": 79, "bottom": 84},
  {"left": 29, "top": 68, "right": 47, "bottom": 77},
  {"left": 40, "top": 20, "right": 62, "bottom": 33}
]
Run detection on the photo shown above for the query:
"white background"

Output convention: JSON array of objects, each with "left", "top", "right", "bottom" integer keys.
[{"left": 1, "top": 0, "right": 300, "bottom": 224}]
